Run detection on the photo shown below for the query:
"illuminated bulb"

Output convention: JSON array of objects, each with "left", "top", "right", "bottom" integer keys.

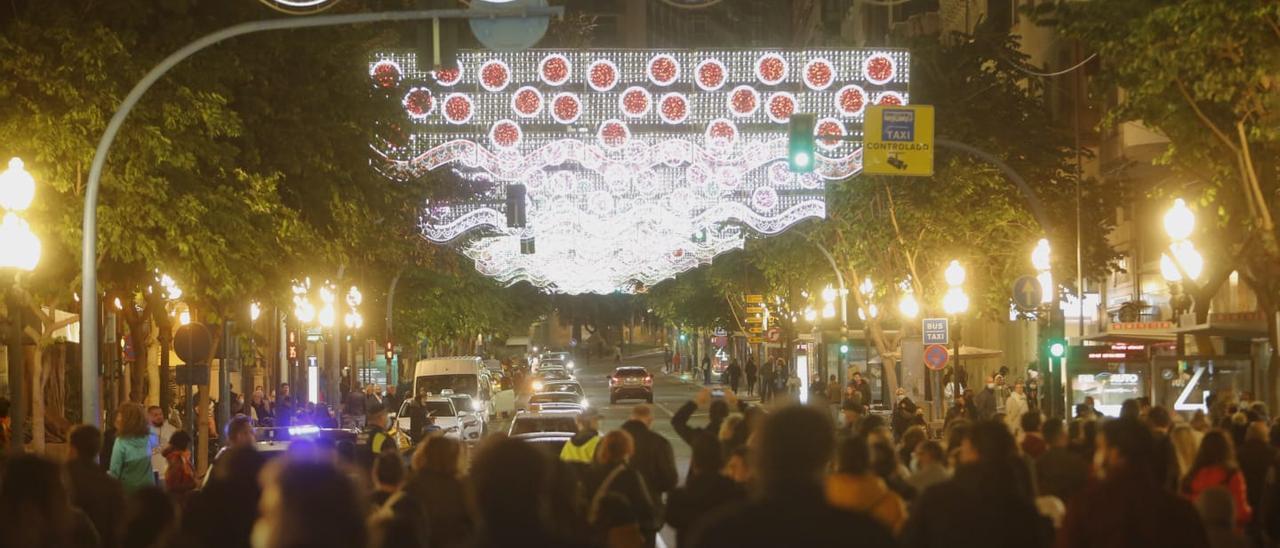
[
  {"left": 794, "top": 151, "right": 810, "bottom": 168},
  {"left": 1164, "top": 198, "right": 1195, "bottom": 241},
  {"left": 113, "top": 297, "right": 123, "bottom": 311},
  {"left": 179, "top": 310, "right": 191, "bottom": 326},
  {"left": 319, "top": 284, "right": 335, "bottom": 304},
  {"left": 803, "top": 307, "right": 817, "bottom": 322},
  {"left": 944, "top": 260, "right": 966, "bottom": 287},
  {"left": 0, "top": 158, "right": 36, "bottom": 212},
  {"left": 1031, "top": 239, "right": 1051, "bottom": 272},
  {"left": 250, "top": 301, "right": 261, "bottom": 322},
  {"left": 1170, "top": 241, "right": 1203, "bottom": 280},
  {"left": 942, "top": 287, "right": 969, "bottom": 315},
  {"left": 821, "top": 285, "right": 837, "bottom": 303},
  {"left": 1037, "top": 271, "right": 1054, "bottom": 304},
  {"left": 318, "top": 303, "right": 336, "bottom": 328},
  {"left": 0, "top": 212, "right": 40, "bottom": 271},
  {"left": 868, "top": 304, "right": 878, "bottom": 318},
  {"left": 822, "top": 302, "right": 835, "bottom": 318},
  {"left": 295, "top": 299, "right": 316, "bottom": 324},
  {"left": 859, "top": 276, "right": 874, "bottom": 296},
  {"left": 346, "top": 286, "right": 362, "bottom": 307},
  {"left": 898, "top": 293, "right": 919, "bottom": 319}
]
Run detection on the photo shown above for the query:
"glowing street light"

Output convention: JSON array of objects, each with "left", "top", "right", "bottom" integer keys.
[
  {"left": 1031, "top": 239, "right": 1054, "bottom": 304},
  {"left": 1163, "top": 198, "right": 1195, "bottom": 241},
  {"left": 942, "top": 260, "right": 969, "bottom": 315},
  {"left": 944, "top": 260, "right": 966, "bottom": 287},
  {"left": 898, "top": 292, "right": 919, "bottom": 319},
  {"left": 0, "top": 158, "right": 40, "bottom": 271},
  {"left": 249, "top": 301, "right": 262, "bottom": 322},
  {"left": 0, "top": 158, "right": 36, "bottom": 212},
  {"left": 317, "top": 283, "right": 336, "bottom": 328}
]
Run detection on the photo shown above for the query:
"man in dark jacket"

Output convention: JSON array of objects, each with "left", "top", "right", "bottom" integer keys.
[
  {"left": 667, "top": 436, "right": 745, "bottom": 547},
  {"left": 1059, "top": 418, "right": 1210, "bottom": 548},
  {"left": 672, "top": 388, "right": 736, "bottom": 449},
  {"left": 973, "top": 376, "right": 998, "bottom": 420},
  {"left": 688, "top": 405, "right": 895, "bottom": 548},
  {"left": 621, "top": 404, "right": 678, "bottom": 501},
  {"left": 65, "top": 424, "right": 125, "bottom": 548},
  {"left": 1035, "top": 417, "right": 1089, "bottom": 503},
  {"left": 901, "top": 420, "right": 1051, "bottom": 548},
  {"left": 468, "top": 437, "right": 594, "bottom": 548}
]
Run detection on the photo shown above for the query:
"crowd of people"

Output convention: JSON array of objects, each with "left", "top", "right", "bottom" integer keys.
[{"left": 6, "top": 365, "right": 1280, "bottom": 548}]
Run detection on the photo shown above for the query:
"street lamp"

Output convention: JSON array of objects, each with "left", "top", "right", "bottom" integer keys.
[
  {"left": 941, "top": 259, "right": 968, "bottom": 407},
  {"left": 1032, "top": 238, "right": 1054, "bottom": 304},
  {"left": 0, "top": 157, "right": 39, "bottom": 455},
  {"left": 1162, "top": 199, "right": 1201, "bottom": 318}
]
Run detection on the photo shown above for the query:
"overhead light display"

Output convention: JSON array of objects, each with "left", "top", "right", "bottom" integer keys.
[{"left": 368, "top": 48, "right": 910, "bottom": 293}]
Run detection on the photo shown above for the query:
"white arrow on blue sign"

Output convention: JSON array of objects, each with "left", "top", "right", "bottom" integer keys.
[
  {"left": 1012, "top": 275, "right": 1043, "bottom": 311},
  {"left": 922, "top": 318, "right": 949, "bottom": 345}
]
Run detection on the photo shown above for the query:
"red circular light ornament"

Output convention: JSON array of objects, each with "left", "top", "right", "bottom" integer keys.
[
  {"left": 863, "top": 54, "right": 896, "bottom": 85},
  {"left": 588, "top": 59, "right": 620, "bottom": 92},
  {"left": 728, "top": 85, "right": 760, "bottom": 117},
  {"left": 836, "top": 84, "right": 867, "bottom": 116},
  {"left": 755, "top": 53, "right": 788, "bottom": 85},
  {"left": 767, "top": 92, "right": 796, "bottom": 123},
  {"left": 695, "top": 59, "right": 727, "bottom": 91},
  {"left": 370, "top": 60, "right": 401, "bottom": 89},
  {"left": 877, "top": 91, "right": 905, "bottom": 106},
  {"left": 442, "top": 93, "right": 473, "bottom": 124},
  {"left": 597, "top": 119, "right": 630, "bottom": 150},
  {"left": 512, "top": 86, "right": 544, "bottom": 118},
  {"left": 479, "top": 60, "right": 510, "bottom": 92},
  {"left": 619, "top": 86, "right": 652, "bottom": 118},
  {"left": 815, "top": 117, "right": 845, "bottom": 150},
  {"left": 551, "top": 93, "right": 582, "bottom": 124},
  {"left": 539, "top": 54, "right": 571, "bottom": 86},
  {"left": 705, "top": 118, "right": 739, "bottom": 146},
  {"left": 489, "top": 119, "right": 522, "bottom": 149},
  {"left": 433, "top": 62, "right": 462, "bottom": 87},
  {"left": 803, "top": 58, "right": 835, "bottom": 90},
  {"left": 648, "top": 54, "right": 680, "bottom": 86},
  {"left": 658, "top": 93, "right": 689, "bottom": 124},
  {"left": 402, "top": 87, "right": 434, "bottom": 119}
]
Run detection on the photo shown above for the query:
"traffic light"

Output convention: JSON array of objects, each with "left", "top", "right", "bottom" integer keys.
[
  {"left": 506, "top": 184, "right": 527, "bottom": 228},
  {"left": 787, "top": 113, "right": 816, "bottom": 173},
  {"left": 1048, "top": 338, "right": 1067, "bottom": 359},
  {"left": 417, "top": 0, "right": 458, "bottom": 71},
  {"left": 839, "top": 339, "right": 850, "bottom": 355}
]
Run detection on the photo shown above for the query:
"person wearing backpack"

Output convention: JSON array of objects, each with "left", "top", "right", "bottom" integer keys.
[
  {"left": 1184, "top": 430, "right": 1252, "bottom": 530},
  {"left": 162, "top": 430, "right": 196, "bottom": 502},
  {"left": 585, "top": 430, "right": 658, "bottom": 548}
]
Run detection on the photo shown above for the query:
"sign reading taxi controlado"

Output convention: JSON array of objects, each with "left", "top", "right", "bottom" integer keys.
[{"left": 366, "top": 49, "right": 910, "bottom": 293}]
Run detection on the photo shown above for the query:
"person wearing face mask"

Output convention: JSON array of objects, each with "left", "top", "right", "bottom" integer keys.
[
  {"left": 1004, "top": 381, "right": 1030, "bottom": 437},
  {"left": 973, "top": 376, "right": 998, "bottom": 421},
  {"left": 1059, "top": 418, "right": 1211, "bottom": 548},
  {"left": 891, "top": 388, "right": 918, "bottom": 441}
]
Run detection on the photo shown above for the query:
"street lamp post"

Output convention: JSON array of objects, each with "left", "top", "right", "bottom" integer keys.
[
  {"left": 942, "top": 260, "right": 969, "bottom": 406},
  {"left": 0, "top": 157, "right": 40, "bottom": 454},
  {"left": 1161, "top": 199, "right": 1202, "bottom": 322}
]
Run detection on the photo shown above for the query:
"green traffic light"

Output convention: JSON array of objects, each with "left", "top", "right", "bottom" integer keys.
[
  {"left": 788, "top": 113, "right": 816, "bottom": 173},
  {"left": 839, "top": 344, "right": 849, "bottom": 355},
  {"left": 679, "top": 333, "right": 687, "bottom": 341},
  {"left": 1049, "top": 341, "right": 1066, "bottom": 358}
]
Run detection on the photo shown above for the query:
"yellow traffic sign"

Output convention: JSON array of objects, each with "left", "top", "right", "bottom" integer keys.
[
  {"left": 747, "top": 326, "right": 763, "bottom": 334},
  {"left": 744, "top": 315, "right": 763, "bottom": 324},
  {"left": 748, "top": 337, "right": 765, "bottom": 344},
  {"left": 744, "top": 294, "right": 764, "bottom": 304},
  {"left": 744, "top": 306, "right": 765, "bottom": 314},
  {"left": 863, "top": 104, "right": 934, "bottom": 176}
]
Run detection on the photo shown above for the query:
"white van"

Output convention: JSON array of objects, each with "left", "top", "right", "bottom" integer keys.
[{"left": 413, "top": 357, "right": 515, "bottom": 420}]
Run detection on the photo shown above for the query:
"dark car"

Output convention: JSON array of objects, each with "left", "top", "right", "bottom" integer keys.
[{"left": 610, "top": 366, "right": 654, "bottom": 403}]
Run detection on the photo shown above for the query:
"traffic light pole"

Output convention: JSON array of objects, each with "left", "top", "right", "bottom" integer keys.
[{"left": 77, "top": 5, "right": 565, "bottom": 427}]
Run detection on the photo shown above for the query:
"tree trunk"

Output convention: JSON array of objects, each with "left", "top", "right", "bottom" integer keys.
[
  {"left": 28, "top": 344, "right": 43, "bottom": 451},
  {"left": 47, "top": 344, "right": 66, "bottom": 421}
]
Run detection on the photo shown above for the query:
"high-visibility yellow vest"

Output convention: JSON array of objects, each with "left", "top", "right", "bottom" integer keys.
[{"left": 559, "top": 435, "right": 601, "bottom": 464}]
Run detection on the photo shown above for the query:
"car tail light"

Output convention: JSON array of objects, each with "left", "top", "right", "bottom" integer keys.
[
  {"left": 644, "top": 375, "right": 653, "bottom": 385},
  {"left": 609, "top": 377, "right": 618, "bottom": 386}
]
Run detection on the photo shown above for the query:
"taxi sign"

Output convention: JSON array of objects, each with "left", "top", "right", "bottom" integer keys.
[{"left": 864, "top": 105, "right": 934, "bottom": 176}]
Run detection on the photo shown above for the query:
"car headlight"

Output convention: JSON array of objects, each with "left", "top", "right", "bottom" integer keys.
[
  {"left": 532, "top": 381, "right": 544, "bottom": 391},
  {"left": 567, "top": 361, "right": 575, "bottom": 370},
  {"left": 581, "top": 397, "right": 589, "bottom": 408},
  {"left": 472, "top": 400, "right": 484, "bottom": 412}
]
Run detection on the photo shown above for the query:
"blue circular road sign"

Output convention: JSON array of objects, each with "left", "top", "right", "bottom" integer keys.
[
  {"left": 1012, "top": 275, "right": 1043, "bottom": 311},
  {"left": 924, "top": 344, "right": 950, "bottom": 371}
]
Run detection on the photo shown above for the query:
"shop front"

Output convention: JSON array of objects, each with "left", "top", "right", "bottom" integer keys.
[{"left": 1066, "top": 342, "right": 1155, "bottom": 417}]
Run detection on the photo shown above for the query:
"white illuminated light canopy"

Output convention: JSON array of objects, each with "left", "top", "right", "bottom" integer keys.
[{"left": 367, "top": 49, "right": 910, "bottom": 293}]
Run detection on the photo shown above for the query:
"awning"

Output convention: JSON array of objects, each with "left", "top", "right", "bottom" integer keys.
[
  {"left": 883, "top": 345, "right": 1004, "bottom": 361},
  {"left": 1172, "top": 323, "right": 1268, "bottom": 340},
  {"left": 1085, "top": 331, "right": 1176, "bottom": 343}
]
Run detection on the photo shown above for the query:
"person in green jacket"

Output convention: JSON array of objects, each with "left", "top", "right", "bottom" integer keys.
[{"left": 109, "top": 402, "right": 155, "bottom": 493}]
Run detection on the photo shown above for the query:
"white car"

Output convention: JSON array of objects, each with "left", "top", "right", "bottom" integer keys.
[
  {"left": 445, "top": 393, "right": 486, "bottom": 440},
  {"left": 396, "top": 396, "right": 469, "bottom": 442},
  {"left": 528, "top": 392, "right": 586, "bottom": 413},
  {"left": 540, "top": 351, "right": 575, "bottom": 370}
]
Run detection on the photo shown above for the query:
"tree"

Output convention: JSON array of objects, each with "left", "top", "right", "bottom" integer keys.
[{"left": 1046, "top": 0, "right": 1280, "bottom": 401}]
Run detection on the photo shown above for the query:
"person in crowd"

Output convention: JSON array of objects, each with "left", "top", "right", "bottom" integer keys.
[
  {"left": 825, "top": 374, "right": 843, "bottom": 417},
  {"left": 667, "top": 436, "right": 746, "bottom": 547},
  {"left": 205, "top": 414, "right": 256, "bottom": 486},
  {"left": 943, "top": 419, "right": 972, "bottom": 467},
  {"left": 901, "top": 420, "right": 1049, "bottom": 547},
  {"left": 1173, "top": 423, "right": 1203, "bottom": 483},
  {"left": 620, "top": 404, "right": 678, "bottom": 532},
  {"left": 0, "top": 454, "right": 101, "bottom": 548},
  {"left": 146, "top": 405, "right": 177, "bottom": 481},
  {"left": 161, "top": 430, "right": 196, "bottom": 501},
  {"left": 839, "top": 400, "right": 866, "bottom": 439},
  {"left": 1004, "top": 381, "right": 1029, "bottom": 436},
  {"left": 252, "top": 458, "right": 367, "bottom": 548},
  {"left": 365, "top": 384, "right": 384, "bottom": 411},
  {"left": 250, "top": 389, "right": 273, "bottom": 425},
  {"left": 368, "top": 452, "right": 431, "bottom": 548},
  {"left": 110, "top": 402, "right": 156, "bottom": 493},
  {"left": 468, "top": 437, "right": 593, "bottom": 548},
  {"left": 759, "top": 359, "right": 775, "bottom": 401},
  {"left": 718, "top": 413, "right": 747, "bottom": 457},
  {"left": 899, "top": 425, "right": 927, "bottom": 468},
  {"left": 274, "top": 384, "right": 295, "bottom": 427},
  {"left": 891, "top": 388, "right": 918, "bottom": 441},
  {"left": 908, "top": 440, "right": 951, "bottom": 494},
  {"left": 562, "top": 408, "right": 604, "bottom": 466},
  {"left": 405, "top": 435, "right": 472, "bottom": 547},
  {"left": 827, "top": 434, "right": 909, "bottom": 534},
  {"left": 121, "top": 486, "right": 176, "bottom": 548},
  {"left": 701, "top": 354, "right": 712, "bottom": 384},
  {"left": 178, "top": 445, "right": 266, "bottom": 548},
  {"left": 1069, "top": 419, "right": 1098, "bottom": 465},
  {"left": 66, "top": 424, "right": 126, "bottom": 548},
  {"left": 0, "top": 397, "right": 9, "bottom": 456},
  {"left": 1149, "top": 405, "right": 1181, "bottom": 491},
  {"left": 1059, "top": 418, "right": 1210, "bottom": 548},
  {"left": 743, "top": 357, "right": 758, "bottom": 397},
  {"left": 344, "top": 383, "right": 368, "bottom": 430},
  {"left": 673, "top": 387, "right": 736, "bottom": 449},
  {"left": 585, "top": 430, "right": 658, "bottom": 547},
  {"left": 384, "top": 384, "right": 401, "bottom": 414},
  {"left": 871, "top": 438, "right": 917, "bottom": 502},
  {"left": 1183, "top": 429, "right": 1252, "bottom": 530},
  {"left": 973, "top": 376, "right": 997, "bottom": 420},
  {"left": 849, "top": 371, "right": 872, "bottom": 409},
  {"left": 723, "top": 445, "right": 752, "bottom": 486},
  {"left": 1019, "top": 411, "right": 1047, "bottom": 458},
  {"left": 726, "top": 359, "right": 742, "bottom": 393},
  {"left": 943, "top": 393, "right": 972, "bottom": 432},
  {"left": 689, "top": 405, "right": 896, "bottom": 548},
  {"left": 1119, "top": 398, "right": 1142, "bottom": 420},
  {"left": 359, "top": 403, "right": 398, "bottom": 471},
  {"left": 1034, "top": 417, "right": 1089, "bottom": 504},
  {"left": 1196, "top": 486, "right": 1249, "bottom": 548},
  {"left": 1236, "top": 421, "right": 1273, "bottom": 534}
]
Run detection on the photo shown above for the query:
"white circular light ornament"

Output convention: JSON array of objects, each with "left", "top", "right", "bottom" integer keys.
[
  {"left": 511, "top": 86, "right": 544, "bottom": 118},
  {"left": 550, "top": 92, "right": 582, "bottom": 124},
  {"left": 705, "top": 118, "right": 739, "bottom": 147},
  {"left": 695, "top": 59, "right": 727, "bottom": 91},
  {"left": 815, "top": 117, "right": 845, "bottom": 150},
  {"left": 0, "top": 158, "right": 37, "bottom": 212},
  {"left": 752, "top": 186, "right": 779, "bottom": 212},
  {"left": 402, "top": 87, "right": 435, "bottom": 120},
  {"left": 588, "top": 59, "right": 620, "bottom": 92},
  {"left": 597, "top": 119, "right": 630, "bottom": 150},
  {"left": 369, "top": 60, "right": 401, "bottom": 89},
  {"left": 539, "top": 53, "right": 572, "bottom": 86},
  {"left": 432, "top": 62, "right": 463, "bottom": 87},
  {"left": 836, "top": 84, "right": 868, "bottom": 117},
  {"left": 803, "top": 58, "right": 835, "bottom": 90},
  {"left": 442, "top": 93, "right": 474, "bottom": 124},
  {"left": 489, "top": 119, "right": 523, "bottom": 150},
  {"left": 728, "top": 85, "right": 760, "bottom": 117},
  {"left": 876, "top": 91, "right": 905, "bottom": 106},
  {"left": 479, "top": 59, "right": 511, "bottom": 92},
  {"left": 647, "top": 54, "right": 680, "bottom": 86},
  {"left": 766, "top": 92, "right": 796, "bottom": 123},
  {"left": 863, "top": 53, "right": 896, "bottom": 85},
  {"left": 755, "top": 53, "right": 788, "bottom": 85},
  {"left": 618, "top": 86, "right": 652, "bottom": 118},
  {"left": 658, "top": 93, "right": 690, "bottom": 124}
]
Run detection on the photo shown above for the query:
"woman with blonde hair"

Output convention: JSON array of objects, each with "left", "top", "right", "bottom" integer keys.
[
  {"left": 109, "top": 402, "right": 155, "bottom": 493},
  {"left": 585, "top": 430, "right": 658, "bottom": 548},
  {"left": 1170, "top": 424, "right": 1200, "bottom": 482},
  {"left": 404, "top": 436, "right": 471, "bottom": 547}
]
